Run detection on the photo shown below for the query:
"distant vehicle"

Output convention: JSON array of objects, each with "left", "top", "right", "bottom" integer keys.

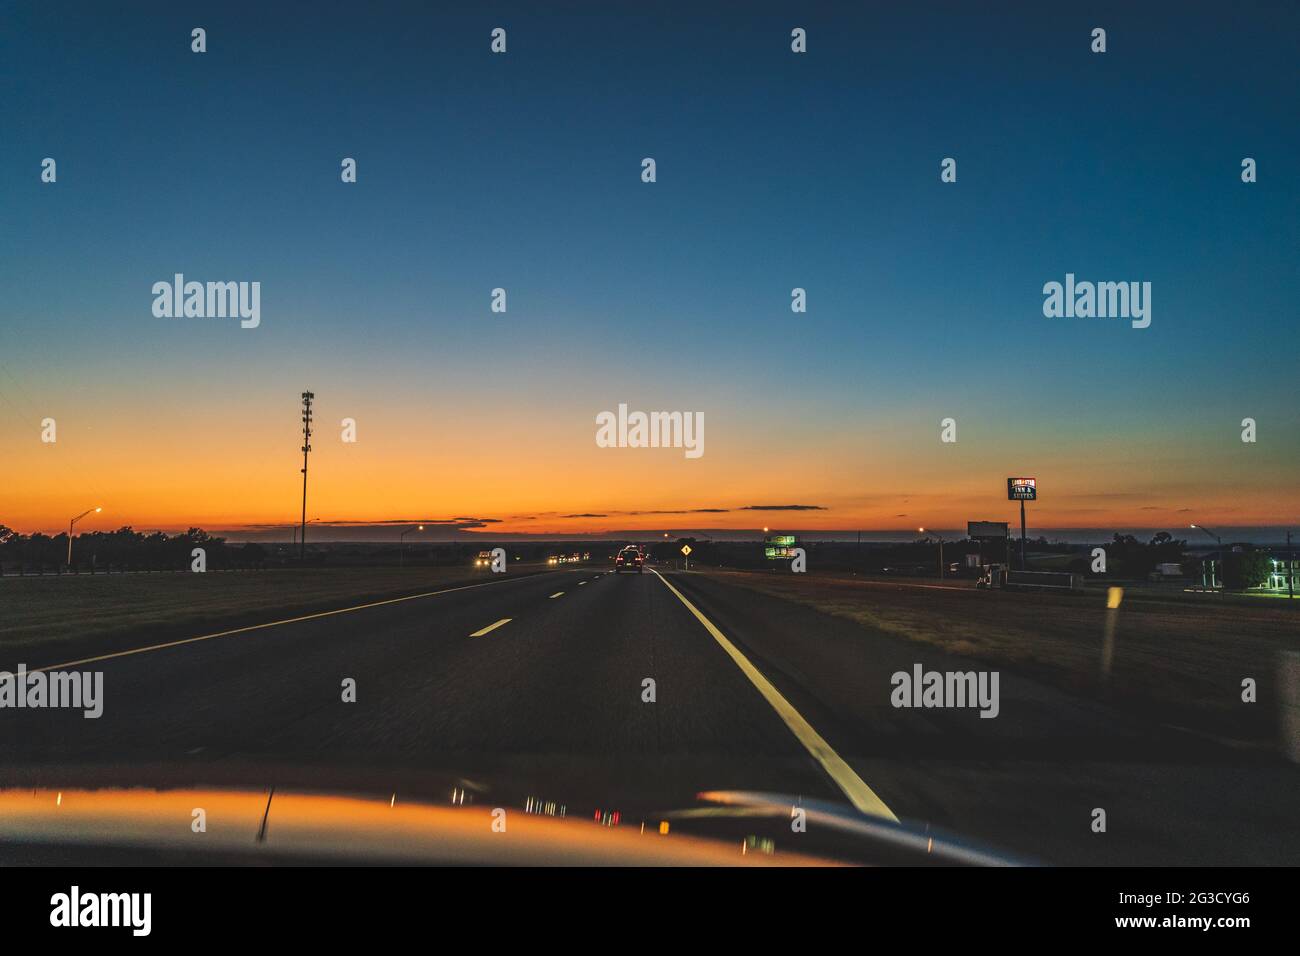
[
  {"left": 615, "top": 546, "right": 644, "bottom": 574},
  {"left": 474, "top": 551, "right": 494, "bottom": 568}
]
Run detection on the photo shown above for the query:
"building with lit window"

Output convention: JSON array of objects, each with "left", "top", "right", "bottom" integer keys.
[{"left": 1264, "top": 549, "right": 1300, "bottom": 593}]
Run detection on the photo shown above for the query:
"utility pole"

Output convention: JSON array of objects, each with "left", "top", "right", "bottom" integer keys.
[
  {"left": 300, "top": 391, "right": 314, "bottom": 562},
  {"left": 1288, "top": 530, "right": 1295, "bottom": 603}
]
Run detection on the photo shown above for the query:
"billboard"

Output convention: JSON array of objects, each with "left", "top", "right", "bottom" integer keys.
[
  {"left": 1007, "top": 477, "right": 1037, "bottom": 501},
  {"left": 968, "top": 521, "right": 1009, "bottom": 539},
  {"left": 764, "top": 534, "right": 797, "bottom": 560}
]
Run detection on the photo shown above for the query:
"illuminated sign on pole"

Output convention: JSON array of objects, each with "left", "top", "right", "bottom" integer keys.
[
  {"left": 764, "top": 534, "right": 798, "bottom": 560},
  {"left": 1007, "top": 477, "right": 1037, "bottom": 501},
  {"left": 1006, "top": 478, "right": 1036, "bottom": 570}
]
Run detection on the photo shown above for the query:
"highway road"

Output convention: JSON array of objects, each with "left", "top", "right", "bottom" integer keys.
[{"left": 3, "top": 564, "right": 1296, "bottom": 864}]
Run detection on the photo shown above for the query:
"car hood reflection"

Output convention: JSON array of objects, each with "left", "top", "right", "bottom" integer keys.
[{"left": 0, "top": 786, "right": 843, "bottom": 866}]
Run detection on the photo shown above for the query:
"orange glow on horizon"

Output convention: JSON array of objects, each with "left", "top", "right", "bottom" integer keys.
[{"left": 5, "top": 393, "right": 1295, "bottom": 537}]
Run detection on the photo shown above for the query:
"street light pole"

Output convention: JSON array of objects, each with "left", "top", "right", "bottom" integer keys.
[
  {"left": 1190, "top": 524, "right": 1224, "bottom": 589},
  {"left": 67, "top": 506, "right": 102, "bottom": 567},
  {"left": 919, "top": 527, "right": 945, "bottom": 580},
  {"left": 400, "top": 525, "right": 424, "bottom": 567}
]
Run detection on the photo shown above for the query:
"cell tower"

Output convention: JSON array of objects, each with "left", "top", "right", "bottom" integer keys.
[{"left": 300, "top": 391, "right": 314, "bottom": 561}]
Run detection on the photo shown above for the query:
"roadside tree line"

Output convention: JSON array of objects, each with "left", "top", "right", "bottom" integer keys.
[{"left": 0, "top": 525, "right": 266, "bottom": 574}]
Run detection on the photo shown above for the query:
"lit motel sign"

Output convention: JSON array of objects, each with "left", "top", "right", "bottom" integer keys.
[
  {"left": 1007, "top": 477, "right": 1037, "bottom": 501},
  {"left": 764, "top": 534, "right": 798, "bottom": 560}
]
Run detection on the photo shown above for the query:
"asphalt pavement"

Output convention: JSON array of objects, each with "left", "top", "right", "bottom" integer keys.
[{"left": 3, "top": 564, "right": 1296, "bottom": 864}]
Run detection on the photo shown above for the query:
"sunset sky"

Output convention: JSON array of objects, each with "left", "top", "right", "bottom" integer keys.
[{"left": 3, "top": 2, "right": 1297, "bottom": 539}]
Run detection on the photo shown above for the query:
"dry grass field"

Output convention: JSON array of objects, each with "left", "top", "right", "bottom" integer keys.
[
  {"left": 697, "top": 569, "right": 1299, "bottom": 743},
  {"left": 0, "top": 565, "right": 557, "bottom": 664}
]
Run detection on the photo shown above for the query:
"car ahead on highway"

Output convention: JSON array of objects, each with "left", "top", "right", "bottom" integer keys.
[{"left": 614, "top": 546, "right": 644, "bottom": 574}]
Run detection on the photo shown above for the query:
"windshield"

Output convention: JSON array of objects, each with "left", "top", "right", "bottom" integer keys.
[{"left": 2, "top": 2, "right": 1297, "bottom": 879}]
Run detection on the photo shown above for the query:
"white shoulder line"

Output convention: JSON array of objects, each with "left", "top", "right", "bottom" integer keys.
[{"left": 27, "top": 574, "right": 534, "bottom": 674}]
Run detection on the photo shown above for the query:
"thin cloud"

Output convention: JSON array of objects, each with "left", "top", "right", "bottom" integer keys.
[
  {"left": 740, "top": 504, "right": 828, "bottom": 512},
  {"left": 611, "top": 508, "right": 731, "bottom": 516}
]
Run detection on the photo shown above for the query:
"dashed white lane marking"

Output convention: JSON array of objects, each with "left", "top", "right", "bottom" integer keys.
[
  {"left": 469, "top": 618, "right": 512, "bottom": 638},
  {"left": 652, "top": 569, "right": 898, "bottom": 823},
  {"left": 549, "top": 592, "right": 564, "bottom": 599},
  {"left": 25, "top": 573, "right": 544, "bottom": 674}
]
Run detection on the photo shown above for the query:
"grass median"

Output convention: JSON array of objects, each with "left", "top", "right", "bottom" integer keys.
[{"left": 0, "top": 565, "right": 556, "bottom": 665}]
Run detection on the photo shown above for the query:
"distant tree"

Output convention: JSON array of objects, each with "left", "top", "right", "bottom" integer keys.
[
  {"left": 1106, "top": 532, "right": 1186, "bottom": 578},
  {"left": 1223, "top": 551, "right": 1271, "bottom": 590},
  {"left": 0, "top": 526, "right": 228, "bottom": 571},
  {"left": 1146, "top": 532, "right": 1187, "bottom": 566}
]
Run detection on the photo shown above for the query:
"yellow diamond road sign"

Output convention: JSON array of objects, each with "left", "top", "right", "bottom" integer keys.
[{"left": 680, "top": 545, "right": 692, "bottom": 556}]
